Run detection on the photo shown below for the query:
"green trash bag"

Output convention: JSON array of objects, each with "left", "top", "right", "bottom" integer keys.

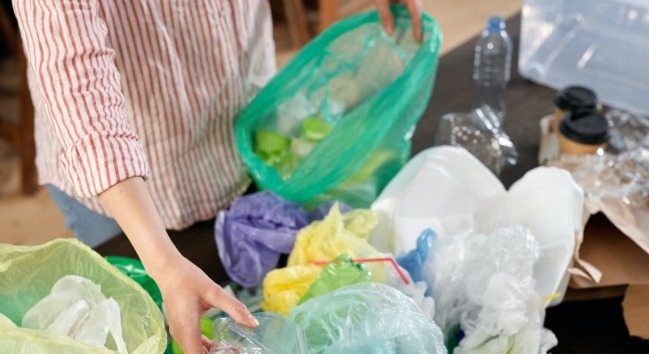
[
  {"left": 237, "top": 5, "right": 442, "bottom": 208},
  {"left": 0, "top": 239, "right": 167, "bottom": 354}
]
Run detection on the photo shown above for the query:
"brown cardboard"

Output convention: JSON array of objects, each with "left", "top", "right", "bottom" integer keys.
[
  {"left": 568, "top": 213, "right": 649, "bottom": 339},
  {"left": 572, "top": 214, "right": 649, "bottom": 288},
  {"left": 623, "top": 283, "right": 649, "bottom": 339}
]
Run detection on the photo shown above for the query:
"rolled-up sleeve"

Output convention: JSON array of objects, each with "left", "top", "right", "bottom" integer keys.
[{"left": 14, "top": 0, "right": 149, "bottom": 198}]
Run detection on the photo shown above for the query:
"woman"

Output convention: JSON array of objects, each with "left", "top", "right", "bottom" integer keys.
[{"left": 13, "top": 0, "right": 423, "bottom": 353}]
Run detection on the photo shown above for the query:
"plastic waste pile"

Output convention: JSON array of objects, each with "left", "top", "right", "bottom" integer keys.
[{"left": 213, "top": 144, "right": 583, "bottom": 353}]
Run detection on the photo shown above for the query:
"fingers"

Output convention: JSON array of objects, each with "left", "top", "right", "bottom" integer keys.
[
  {"left": 206, "top": 285, "right": 259, "bottom": 328},
  {"left": 201, "top": 335, "right": 213, "bottom": 351},
  {"left": 375, "top": 0, "right": 394, "bottom": 36},
  {"left": 404, "top": 0, "right": 423, "bottom": 42}
]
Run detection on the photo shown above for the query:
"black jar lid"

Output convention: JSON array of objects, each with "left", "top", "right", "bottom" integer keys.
[
  {"left": 559, "top": 111, "right": 609, "bottom": 145},
  {"left": 554, "top": 86, "right": 598, "bottom": 112}
]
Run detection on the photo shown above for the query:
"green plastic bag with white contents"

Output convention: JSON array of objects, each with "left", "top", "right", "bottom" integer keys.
[
  {"left": 237, "top": 5, "right": 442, "bottom": 208},
  {"left": 0, "top": 239, "right": 166, "bottom": 354}
]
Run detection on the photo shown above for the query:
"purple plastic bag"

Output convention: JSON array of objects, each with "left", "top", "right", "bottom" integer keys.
[{"left": 215, "top": 191, "right": 349, "bottom": 288}]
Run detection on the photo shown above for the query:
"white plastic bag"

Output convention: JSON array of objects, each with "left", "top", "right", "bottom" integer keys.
[
  {"left": 423, "top": 226, "right": 557, "bottom": 354},
  {"left": 370, "top": 146, "right": 584, "bottom": 305},
  {"left": 22, "top": 275, "right": 128, "bottom": 354}
]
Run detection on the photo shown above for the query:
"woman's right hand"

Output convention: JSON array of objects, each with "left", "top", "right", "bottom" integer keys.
[{"left": 154, "top": 254, "right": 259, "bottom": 354}]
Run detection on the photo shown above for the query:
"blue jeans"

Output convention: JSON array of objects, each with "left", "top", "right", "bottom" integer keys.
[{"left": 47, "top": 185, "right": 123, "bottom": 248}]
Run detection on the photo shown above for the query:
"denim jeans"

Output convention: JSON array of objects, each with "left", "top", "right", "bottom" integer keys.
[{"left": 47, "top": 185, "right": 123, "bottom": 248}]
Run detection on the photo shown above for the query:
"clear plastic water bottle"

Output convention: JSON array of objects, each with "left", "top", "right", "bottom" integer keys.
[{"left": 473, "top": 16, "right": 512, "bottom": 121}]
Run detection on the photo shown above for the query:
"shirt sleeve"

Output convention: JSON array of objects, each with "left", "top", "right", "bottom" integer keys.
[{"left": 14, "top": 0, "right": 149, "bottom": 198}]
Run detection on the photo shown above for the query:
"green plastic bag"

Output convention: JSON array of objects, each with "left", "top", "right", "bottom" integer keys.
[
  {"left": 105, "top": 256, "right": 164, "bottom": 312},
  {"left": 237, "top": 5, "right": 442, "bottom": 208},
  {"left": 298, "top": 254, "right": 370, "bottom": 305},
  {"left": 0, "top": 239, "right": 167, "bottom": 354}
]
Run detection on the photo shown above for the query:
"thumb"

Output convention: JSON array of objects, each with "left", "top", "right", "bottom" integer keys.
[{"left": 206, "top": 286, "right": 259, "bottom": 328}]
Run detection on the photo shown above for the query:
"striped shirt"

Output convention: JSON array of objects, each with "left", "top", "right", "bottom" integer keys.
[{"left": 14, "top": 0, "right": 276, "bottom": 229}]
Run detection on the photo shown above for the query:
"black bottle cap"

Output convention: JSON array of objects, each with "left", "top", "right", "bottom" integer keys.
[
  {"left": 554, "top": 86, "right": 598, "bottom": 113},
  {"left": 559, "top": 110, "right": 609, "bottom": 145}
]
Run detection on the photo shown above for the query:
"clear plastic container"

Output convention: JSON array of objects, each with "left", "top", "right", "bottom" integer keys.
[
  {"left": 520, "top": 0, "right": 649, "bottom": 115},
  {"left": 210, "top": 313, "right": 307, "bottom": 354}
]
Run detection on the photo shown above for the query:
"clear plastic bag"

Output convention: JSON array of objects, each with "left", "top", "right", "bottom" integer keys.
[
  {"left": 0, "top": 239, "right": 166, "bottom": 354},
  {"left": 211, "top": 313, "right": 307, "bottom": 354},
  {"left": 422, "top": 226, "right": 557, "bottom": 354},
  {"left": 289, "top": 282, "right": 447, "bottom": 354}
]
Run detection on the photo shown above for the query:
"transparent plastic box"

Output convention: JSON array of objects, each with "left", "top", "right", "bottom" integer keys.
[{"left": 519, "top": 0, "right": 649, "bottom": 115}]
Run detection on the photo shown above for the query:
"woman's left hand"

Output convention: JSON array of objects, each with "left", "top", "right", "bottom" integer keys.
[{"left": 373, "top": 0, "right": 424, "bottom": 41}]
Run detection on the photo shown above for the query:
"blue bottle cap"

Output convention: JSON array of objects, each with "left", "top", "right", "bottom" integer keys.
[{"left": 487, "top": 16, "right": 506, "bottom": 32}]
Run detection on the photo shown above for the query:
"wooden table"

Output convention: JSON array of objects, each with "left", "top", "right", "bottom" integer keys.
[{"left": 97, "top": 13, "right": 649, "bottom": 354}]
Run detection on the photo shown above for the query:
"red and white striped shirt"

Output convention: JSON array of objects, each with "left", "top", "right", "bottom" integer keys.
[{"left": 14, "top": 0, "right": 276, "bottom": 229}]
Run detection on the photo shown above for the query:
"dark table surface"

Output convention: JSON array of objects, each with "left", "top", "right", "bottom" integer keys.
[{"left": 97, "top": 13, "right": 649, "bottom": 354}]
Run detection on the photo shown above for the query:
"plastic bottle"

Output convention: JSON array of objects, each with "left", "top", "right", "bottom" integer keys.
[{"left": 473, "top": 16, "right": 512, "bottom": 121}]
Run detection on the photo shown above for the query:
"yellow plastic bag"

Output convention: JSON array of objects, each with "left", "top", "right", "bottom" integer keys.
[
  {"left": 261, "top": 265, "right": 322, "bottom": 314},
  {"left": 287, "top": 204, "right": 379, "bottom": 266},
  {"left": 262, "top": 204, "right": 382, "bottom": 314},
  {"left": 0, "top": 239, "right": 167, "bottom": 354}
]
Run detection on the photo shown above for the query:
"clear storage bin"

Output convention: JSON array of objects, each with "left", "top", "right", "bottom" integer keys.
[{"left": 519, "top": 0, "right": 649, "bottom": 115}]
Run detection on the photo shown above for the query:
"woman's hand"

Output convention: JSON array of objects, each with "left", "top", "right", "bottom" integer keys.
[
  {"left": 98, "top": 177, "right": 258, "bottom": 354},
  {"left": 373, "top": 0, "right": 424, "bottom": 41},
  {"left": 154, "top": 255, "right": 259, "bottom": 354}
]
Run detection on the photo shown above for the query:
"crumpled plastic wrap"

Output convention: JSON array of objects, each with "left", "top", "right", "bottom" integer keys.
[
  {"left": 550, "top": 150, "right": 649, "bottom": 207},
  {"left": 215, "top": 191, "right": 350, "bottom": 288},
  {"left": 289, "top": 282, "right": 447, "bottom": 354},
  {"left": 422, "top": 226, "right": 557, "bottom": 354},
  {"left": 433, "top": 106, "right": 518, "bottom": 176},
  {"left": 211, "top": 313, "right": 307, "bottom": 354},
  {"left": 606, "top": 109, "right": 649, "bottom": 153},
  {"left": 22, "top": 275, "right": 127, "bottom": 353}
]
